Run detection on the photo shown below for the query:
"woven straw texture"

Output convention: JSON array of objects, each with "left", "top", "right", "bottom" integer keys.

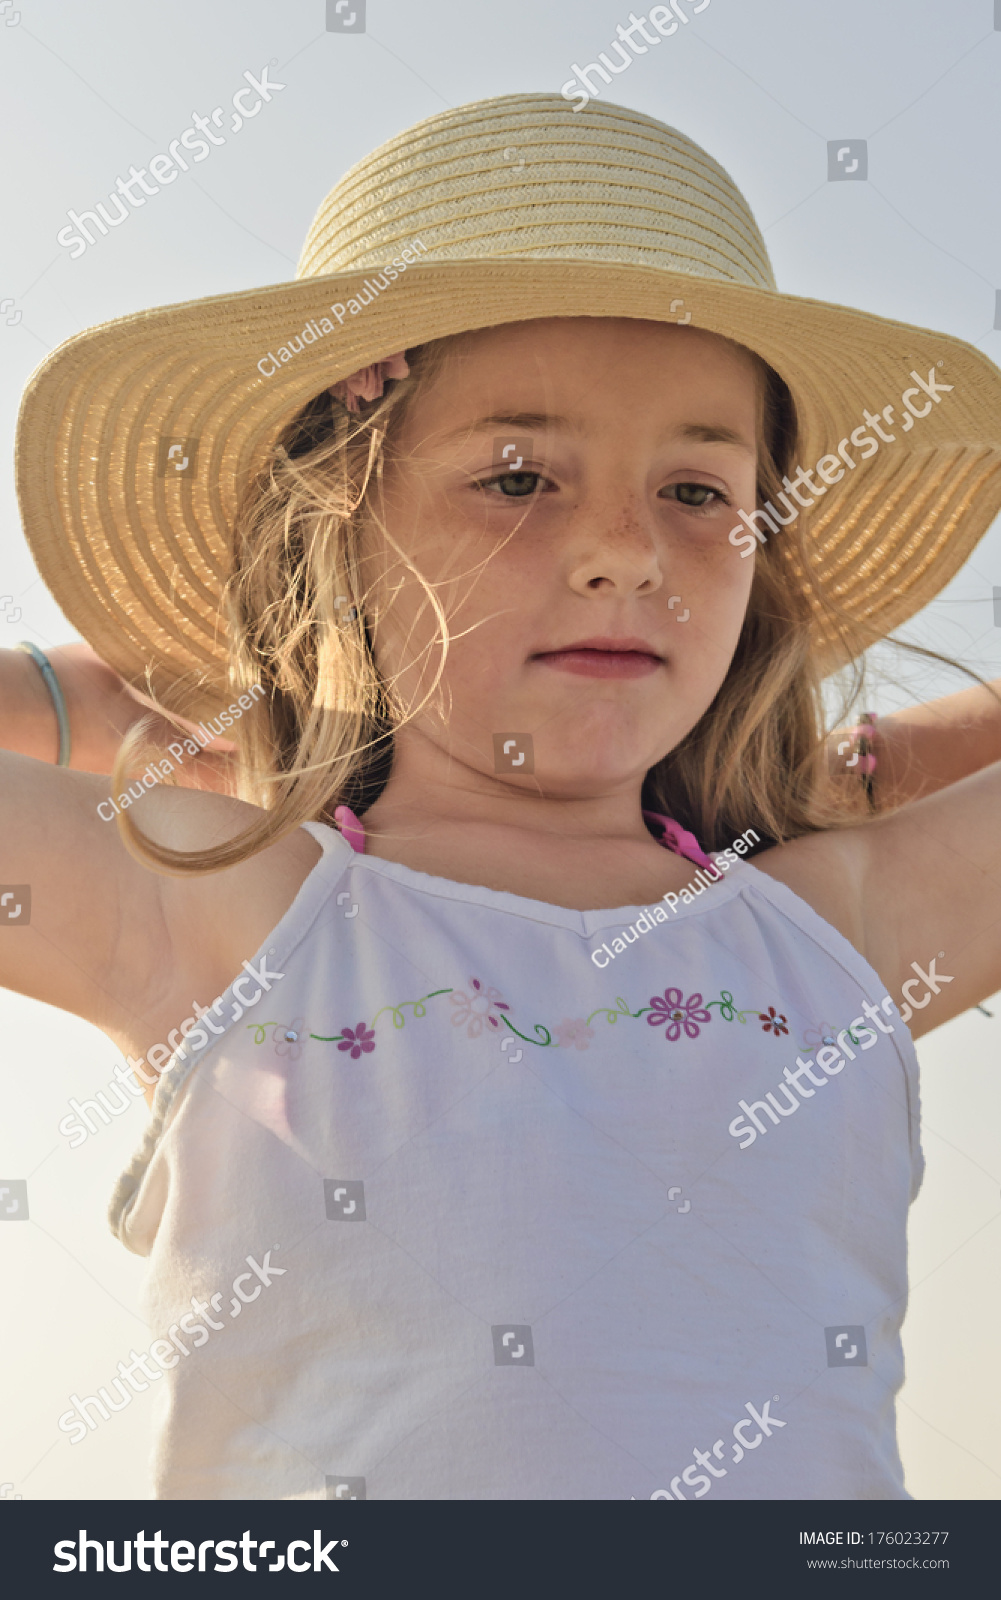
[{"left": 15, "top": 92, "right": 1001, "bottom": 713}]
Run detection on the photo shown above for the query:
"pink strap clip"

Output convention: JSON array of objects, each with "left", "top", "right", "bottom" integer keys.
[
  {"left": 333, "top": 804, "right": 366, "bottom": 853},
  {"left": 642, "top": 810, "right": 715, "bottom": 870}
]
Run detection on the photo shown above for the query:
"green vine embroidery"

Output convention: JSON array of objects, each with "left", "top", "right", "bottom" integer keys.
[
  {"left": 500, "top": 1015, "right": 555, "bottom": 1048},
  {"left": 706, "top": 990, "right": 759, "bottom": 1024},
  {"left": 585, "top": 995, "right": 652, "bottom": 1027},
  {"left": 499, "top": 988, "right": 785, "bottom": 1049},
  {"left": 311, "top": 989, "right": 454, "bottom": 1041},
  {"left": 247, "top": 988, "right": 454, "bottom": 1060},
  {"left": 371, "top": 988, "right": 454, "bottom": 1029}
]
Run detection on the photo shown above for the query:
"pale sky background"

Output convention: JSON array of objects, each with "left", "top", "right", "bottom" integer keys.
[{"left": 1, "top": 0, "right": 999, "bottom": 1500}]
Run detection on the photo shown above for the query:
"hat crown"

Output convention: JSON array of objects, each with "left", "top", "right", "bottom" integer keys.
[{"left": 296, "top": 92, "right": 776, "bottom": 291}]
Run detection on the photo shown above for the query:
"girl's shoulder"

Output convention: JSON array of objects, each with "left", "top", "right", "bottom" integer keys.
[
  {"left": 167, "top": 783, "right": 324, "bottom": 934},
  {"left": 146, "top": 786, "right": 866, "bottom": 958},
  {"left": 749, "top": 825, "right": 868, "bottom": 964}
]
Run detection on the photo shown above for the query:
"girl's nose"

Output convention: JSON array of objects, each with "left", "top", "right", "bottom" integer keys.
[{"left": 564, "top": 498, "right": 664, "bottom": 596}]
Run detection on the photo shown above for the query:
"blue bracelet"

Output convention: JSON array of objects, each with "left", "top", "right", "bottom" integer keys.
[{"left": 15, "top": 640, "right": 71, "bottom": 767}]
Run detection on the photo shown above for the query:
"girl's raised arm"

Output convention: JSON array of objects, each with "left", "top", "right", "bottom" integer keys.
[
  {"left": 0, "top": 643, "right": 224, "bottom": 1039},
  {"left": 1, "top": 648, "right": 316, "bottom": 1076},
  {"left": 854, "top": 759, "right": 1001, "bottom": 1033},
  {"left": 829, "top": 676, "right": 1001, "bottom": 808},
  {"left": 0, "top": 744, "right": 174, "bottom": 1037},
  {"left": 1, "top": 643, "right": 237, "bottom": 790}
]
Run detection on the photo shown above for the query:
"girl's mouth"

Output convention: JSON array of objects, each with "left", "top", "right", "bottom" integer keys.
[{"left": 531, "top": 637, "right": 664, "bottom": 679}]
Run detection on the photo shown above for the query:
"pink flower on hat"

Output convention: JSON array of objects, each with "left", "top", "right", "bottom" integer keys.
[{"left": 329, "top": 352, "right": 409, "bottom": 412}]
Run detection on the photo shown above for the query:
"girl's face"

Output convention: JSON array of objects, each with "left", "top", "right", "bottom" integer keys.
[{"left": 370, "top": 317, "right": 759, "bottom": 800}]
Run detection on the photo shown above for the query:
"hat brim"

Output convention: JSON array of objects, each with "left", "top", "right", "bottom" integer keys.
[{"left": 16, "top": 256, "right": 1001, "bottom": 713}]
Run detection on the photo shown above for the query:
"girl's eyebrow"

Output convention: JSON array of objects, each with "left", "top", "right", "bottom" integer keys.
[
  {"left": 674, "top": 422, "right": 755, "bottom": 453},
  {"left": 434, "top": 414, "right": 754, "bottom": 453},
  {"left": 437, "top": 411, "right": 577, "bottom": 442}
]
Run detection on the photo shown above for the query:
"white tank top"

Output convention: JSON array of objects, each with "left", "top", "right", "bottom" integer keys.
[{"left": 109, "top": 819, "right": 922, "bottom": 1500}]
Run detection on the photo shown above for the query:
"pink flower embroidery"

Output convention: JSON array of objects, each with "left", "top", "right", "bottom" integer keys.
[
  {"left": 449, "top": 977, "right": 510, "bottom": 1040},
  {"left": 337, "top": 1022, "right": 376, "bottom": 1060},
  {"left": 647, "top": 987, "right": 711, "bottom": 1042},
  {"left": 273, "top": 1018, "right": 305, "bottom": 1063},
  {"left": 554, "top": 1017, "right": 595, "bottom": 1051},
  {"left": 759, "top": 1006, "right": 789, "bottom": 1037}
]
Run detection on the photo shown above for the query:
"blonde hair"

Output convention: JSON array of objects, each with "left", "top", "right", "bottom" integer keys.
[{"left": 112, "top": 328, "right": 877, "bottom": 875}]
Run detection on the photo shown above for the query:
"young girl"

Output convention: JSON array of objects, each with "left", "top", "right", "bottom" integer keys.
[{"left": 6, "top": 93, "right": 1001, "bottom": 1501}]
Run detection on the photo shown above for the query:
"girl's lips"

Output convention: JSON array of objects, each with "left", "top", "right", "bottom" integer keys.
[{"left": 532, "top": 647, "right": 662, "bottom": 679}]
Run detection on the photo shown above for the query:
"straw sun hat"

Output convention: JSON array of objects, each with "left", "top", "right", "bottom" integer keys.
[{"left": 16, "top": 91, "right": 1001, "bottom": 714}]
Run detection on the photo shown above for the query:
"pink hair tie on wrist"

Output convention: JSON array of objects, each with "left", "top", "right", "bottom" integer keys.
[
  {"left": 329, "top": 352, "right": 409, "bottom": 413},
  {"left": 845, "top": 718, "right": 878, "bottom": 778}
]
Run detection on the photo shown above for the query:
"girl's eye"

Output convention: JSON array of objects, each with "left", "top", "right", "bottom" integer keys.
[
  {"left": 479, "top": 470, "right": 548, "bottom": 499},
  {"left": 663, "top": 481, "right": 730, "bottom": 513}
]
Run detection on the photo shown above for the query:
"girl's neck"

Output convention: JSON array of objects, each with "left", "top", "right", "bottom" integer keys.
[
  {"left": 362, "top": 735, "right": 656, "bottom": 850},
  {"left": 355, "top": 740, "right": 707, "bottom": 912}
]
